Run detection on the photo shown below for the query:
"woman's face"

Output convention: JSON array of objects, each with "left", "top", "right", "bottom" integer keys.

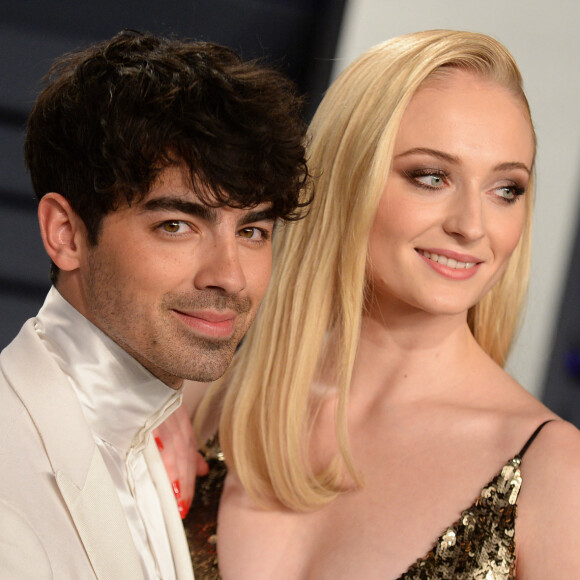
[{"left": 367, "top": 69, "right": 535, "bottom": 320}]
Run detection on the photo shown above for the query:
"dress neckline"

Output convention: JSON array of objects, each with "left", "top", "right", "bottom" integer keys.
[
  {"left": 398, "top": 419, "right": 554, "bottom": 579},
  {"left": 186, "top": 420, "right": 555, "bottom": 580}
]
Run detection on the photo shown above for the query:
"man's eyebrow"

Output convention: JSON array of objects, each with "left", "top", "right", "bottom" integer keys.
[
  {"left": 140, "top": 197, "right": 276, "bottom": 225},
  {"left": 141, "top": 197, "right": 218, "bottom": 223},
  {"left": 238, "top": 208, "right": 276, "bottom": 227}
]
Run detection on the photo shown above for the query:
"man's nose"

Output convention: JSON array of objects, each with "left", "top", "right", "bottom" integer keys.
[{"left": 193, "top": 235, "right": 246, "bottom": 295}]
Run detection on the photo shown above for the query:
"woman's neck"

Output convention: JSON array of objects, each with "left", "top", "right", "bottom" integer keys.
[{"left": 350, "top": 307, "right": 483, "bottom": 405}]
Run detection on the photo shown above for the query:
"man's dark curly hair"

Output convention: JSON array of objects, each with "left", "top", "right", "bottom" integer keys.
[{"left": 25, "top": 30, "right": 311, "bottom": 276}]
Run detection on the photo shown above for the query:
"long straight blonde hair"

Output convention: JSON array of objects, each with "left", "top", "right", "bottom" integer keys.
[{"left": 198, "top": 30, "right": 536, "bottom": 511}]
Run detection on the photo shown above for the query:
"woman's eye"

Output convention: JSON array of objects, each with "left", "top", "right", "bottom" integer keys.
[
  {"left": 415, "top": 174, "right": 445, "bottom": 188},
  {"left": 160, "top": 220, "right": 189, "bottom": 234},
  {"left": 497, "top": 187, "right": 515, "bottom": 200},
  {"left": 495, "top": 184, "right": 525, "bottom": 202},
  {"left": 404, "top": 169, "right": 447, "bottom": 189}
]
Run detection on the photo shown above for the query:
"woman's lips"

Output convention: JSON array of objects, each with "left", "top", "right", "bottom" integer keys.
[
  {"left": 416, "top": 249, "right": 479, "bottom": 269},
  {"left": 416, "top": 248, "right": 483, "bottom": 280}
]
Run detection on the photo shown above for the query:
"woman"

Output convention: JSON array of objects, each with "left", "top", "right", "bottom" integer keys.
[{"left": 179, "top": 30, "right": 580, "bottom": 578}]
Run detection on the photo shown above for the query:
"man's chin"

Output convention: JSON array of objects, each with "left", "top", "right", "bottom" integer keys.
[
  {"left": 182, "top": 345, "right": 239, "bottom": 382},
  {"left": 184, "top": 366, "right": 231, "bottom": 383}
]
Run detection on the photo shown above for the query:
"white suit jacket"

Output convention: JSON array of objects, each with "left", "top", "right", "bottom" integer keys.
[{"left": 0, "top": 319, "right": 195, "bottom": 580}]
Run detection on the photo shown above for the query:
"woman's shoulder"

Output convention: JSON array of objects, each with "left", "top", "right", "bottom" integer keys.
[
  {"left": 517, "top": 418, "right": 580, "bottom": 480},
  {"left": 465, "top": 360, "right": 557, "bottom": 432},
  {"left": 515, "top": 418, "right": 580, "bottom": 578}
]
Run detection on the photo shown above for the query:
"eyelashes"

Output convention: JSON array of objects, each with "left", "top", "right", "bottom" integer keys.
[
  {"left": 402, "top": 168, "right": 526, "bottom": 204},
  {"left": 495, "top": 185, "right": 526, "bottom": 203},
  {"left": 155, "top": 220, "right": 272, "bottom": 245},
  {"left": 158, "top": 220, "right": 191, "bottom": 234},
  {"left": 237, "top": 226, "right": 271, "bottom": 243},
  {"left": 403, "top": 169, "right": 447, "bottom": 190}
]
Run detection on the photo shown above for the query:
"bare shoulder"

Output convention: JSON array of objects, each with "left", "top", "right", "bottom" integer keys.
[
  {"left": 474, "top": 353, "right": 548, "bottom": 413},
  {"left": 519, "top": 419, "right": 580, "bottom": 471},
  {"left": 526, "top": 417, "right": 580, "bottom": 453},
  {"left": 516, "top": 419, "right": 580, "bottom": 579}
]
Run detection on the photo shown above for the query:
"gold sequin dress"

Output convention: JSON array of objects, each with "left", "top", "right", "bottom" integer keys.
[{"left": 184, "top": 421, "right": 552, "bottom": 579}]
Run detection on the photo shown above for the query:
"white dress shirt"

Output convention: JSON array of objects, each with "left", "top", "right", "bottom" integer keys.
[{"left": 35, "top": 287, "right": 182, "bottom": 579}]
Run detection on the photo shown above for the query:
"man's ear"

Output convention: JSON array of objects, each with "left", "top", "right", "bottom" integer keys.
[{"left": 38, "top": 193, "right": 87, "bottom": 272}]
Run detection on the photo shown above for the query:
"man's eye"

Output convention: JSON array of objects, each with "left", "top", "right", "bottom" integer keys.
[
  {"left": 160, "top": 220, "right": 188, "bottom": 234},
  {"left": 238, "top": 227, "right": 267, "bottom": 241}
]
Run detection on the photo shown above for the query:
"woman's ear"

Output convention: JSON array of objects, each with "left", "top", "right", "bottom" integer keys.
[{"left": 37, "top": 193, "right": 87, "bottom": 272}]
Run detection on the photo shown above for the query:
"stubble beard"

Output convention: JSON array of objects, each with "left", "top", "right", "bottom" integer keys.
[
  {"left": 159, "top": 318, "right": 242, "bottom": 383},
  {"left": 160, "top": 290, "right": 253, "bottom": 381},
  {"left": 85, "top": 254, "right": 253, "bottom": 385}
]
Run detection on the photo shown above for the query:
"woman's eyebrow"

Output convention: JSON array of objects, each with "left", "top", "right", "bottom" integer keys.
[
  {"left": 395, "top": 148, "right": 531, "bottom": 175},
  {"left": 493, "top": 161, "right": 531, "bottom": 175},
  {"left": 395, "top": 147, "right": 459, "bottom": 163}
]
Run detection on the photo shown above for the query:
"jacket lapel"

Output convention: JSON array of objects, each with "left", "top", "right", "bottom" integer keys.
[
  {"left": 1, "top": 320, "right": 144, "bottom": 580},
  {"left": 56, "top": 451, "right": 144, "bottom": 579}
]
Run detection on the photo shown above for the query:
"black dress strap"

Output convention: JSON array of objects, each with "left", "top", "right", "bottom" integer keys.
[{"left": 517, "top": 419, "right": 555, "bottom": 459}]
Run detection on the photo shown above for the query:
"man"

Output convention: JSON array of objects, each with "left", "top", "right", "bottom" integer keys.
[{"left": 0, "top": 30, "right": 309, "bottom": 579}]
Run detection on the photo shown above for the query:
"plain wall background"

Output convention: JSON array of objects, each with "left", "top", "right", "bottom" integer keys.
[{"left": 332, "top": 0, "right": 580, "bottom": 398}]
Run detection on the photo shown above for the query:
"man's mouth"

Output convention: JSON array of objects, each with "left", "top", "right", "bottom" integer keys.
[{"left": 172, "top": 309, "right": 238, "bottom": 338}]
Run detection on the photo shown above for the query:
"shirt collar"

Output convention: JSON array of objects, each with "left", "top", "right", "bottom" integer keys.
[{"left": 35, "top": 287, "right": 181, "bottom": 453}]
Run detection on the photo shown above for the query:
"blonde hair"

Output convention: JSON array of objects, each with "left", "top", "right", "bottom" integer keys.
[{"left": 198, "top": 30, "right": 536, "bottom": 511}]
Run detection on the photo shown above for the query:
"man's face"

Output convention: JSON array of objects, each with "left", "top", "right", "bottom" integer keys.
[{"left": 72, "top": 165, "right": 275, "bottom": 388}]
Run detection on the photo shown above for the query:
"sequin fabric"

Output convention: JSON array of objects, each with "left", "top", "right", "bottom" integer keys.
[
  {"left": 398, "top": 456, "right": 522, "bottom": 579},
  {"left": 183, "top": 438, "right": 226, "bottom": 580},
  {"left": 185, "top": 443, "right": 529, "bottom": 580}
]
